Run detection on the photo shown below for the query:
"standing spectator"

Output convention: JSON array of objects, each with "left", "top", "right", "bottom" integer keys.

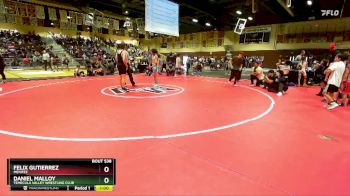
[
  {"left": 97, "top": 53, "right": 102, "bottom": 67},
  {"left": 42, "top": 50, "right": 51, "bottom": 71},
  {"left": 175, "top": 53, "right": 182, "bottom": 75},
  {"left": 315, "top": 59, "right": 329, "bottom": 96},
  {"left": 61, "top": 54, "right": 69, "bottom": 70},
  {"left": 51, "top": 55, "right": 58, "bottom": 72},
  {"left": 295, "top": 50, "right": 306, "bottom": 62},
  {"left": 0, "top": 54, "right": 6, "bottom": 83},
  {"left": 323, "top": 54, "right": 347, "bottom": 110},
  {"left": 297, "top": 56, "right": 308, "bottom": 87},
  {"left": 229, "top": 52, "right": 244, "bottom": 86}
]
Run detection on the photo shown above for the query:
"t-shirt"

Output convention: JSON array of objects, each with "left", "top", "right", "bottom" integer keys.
[
  {"left": 231, "top": 56, "right": 243, "bottom": 70},
  {"left": 278, "top": 64, "right": 291, "bottom": 75},
  {"left": 176, "top": 57, "right": 181, "bottom": 68},
  {"left": 327, "top": 61, "right": 346, "bottom": 87},
  {"left": 253, "top": 66, "right": 264, "bottom": 80},
  {"left": 42, "top": 53, "right": 50, "bottom": 61}
]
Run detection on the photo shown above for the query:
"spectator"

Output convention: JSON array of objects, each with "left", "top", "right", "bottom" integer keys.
[
  {"left": 42, "top": 50, "right": 51, "bottom": 71},
  {"left": 94, "top": 65, "right": 104, "bottom": 76},
  {"left": 340, "top": 61, "right": 350, "bottom": 106},
  {"left": 264, "top": 70, "right": 277, "bottom": 91},
  {"left": 229, "top": 52, "right": 244, "bottom": 86},
  {"left": 275, "top": 70, "right": 289, "bottom": 96},
  {"left": 250, "top": 60, "right": 264, "bottom": 86},
  {"left": 297, "top": 56, "right": 308, "bottom": 87},
  {"left": 74, "top": 65, "right": 84, "bottom": 77},
  {"left": 295, "top": 50, "right": 306, "bottom": 62},
  {"left": 0, "top": 54, "right": 6, "bottom": 83},
  {"left": 316, "top": 59, "right": 329, "bottom": 96},
  {"left": 175, "top": 53, "right": 183, "bottom": 75},
  {"left": 61, "top": 54, "right": 69, "bottom": 70},
  {"left": 323, "top": 54, "right": 347, "bottom": 110},
  {"left": 86, "top": 65, "right": 94, "bottom": 76},
  {"left": 51, "top": 55, "right": 58, "bottom": 72}
]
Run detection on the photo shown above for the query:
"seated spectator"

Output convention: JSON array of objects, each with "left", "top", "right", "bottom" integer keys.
[
  {"left": 264, "top": 70, "right": 277, "bottom": 91},
  {"left": 250, "top": 60, "right": 264, "bottom": 86},
  {"left": 74, "top": 65, "right": 84, "bottom": 77},
  {"left": 275, "top": 70, "right": 289, "bottom": 96},
  {"left": 94, "top": 65, "right": 104, "bottom": 76},
  {"left": 87, "top": 65, "right": 94, "bottom": 76},
  {"left": 22, "top": 55, "right": 30, "bottom": 66}
]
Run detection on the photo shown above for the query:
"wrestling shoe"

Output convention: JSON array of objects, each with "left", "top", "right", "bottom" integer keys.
[
  {"left": 327, "top": 102, "right": 339, "bottom": 110},
  {"left": 276, "top": 92, "right": 283, "bottom": 96},
  {"left": 121, "top": 87, "right": 129, "bottom": 92}
]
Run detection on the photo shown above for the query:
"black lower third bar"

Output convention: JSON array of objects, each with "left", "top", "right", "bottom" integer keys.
[{"left": 11, "top": 185, "right": 95, "bottom": 191}]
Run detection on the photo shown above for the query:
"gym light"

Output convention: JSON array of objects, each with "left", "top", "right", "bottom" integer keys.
[
  {"left": 248, "top": 16, "right": 253, "bottom": 21},
  {"left": 236, "top": 10, "right": 242, "bottom": 15},
  {"left": 205, "top": 22, "right": 211, "bottom": 27},
  {"left": 307, "top": 0, "right": 312, "bottom": 6},
  {"left": 124, "top": 10, "right": 129, "bottom": 14},
  {"left": 192, "top": 18, "right": 198, "bottom": 23}
]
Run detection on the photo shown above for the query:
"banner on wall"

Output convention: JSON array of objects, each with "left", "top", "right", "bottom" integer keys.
[
  {"left": 0, "top": 13, "right": 5, "bottom": 22},
  {"left": 68, "top": 11, "right": 77, "bottom": 24},
  {"left": 0, "top": 0, "right": 5, "bottom": 14},
  {"left": 48, "top": 7, "right": 57, "bottom": 20},
  {"left": 16, "top": 3, "right": 27, "bottom": 16},
  {"left": 113, "top": 19, "right": 119, "bottom": 30},
  {"left": 30, "top": 17, "right": 37, "bottom": 26},
  {"left": 6, "top": 14, "right": 15, "bottom": 23},
  {"left": 76, "top": 13, "right": 83, "bottom": 25},
  {"left": 108, "top": 18, "right": 113, "bottom": 29},
  {"left": 60, "top": 21, "right": 67, "bottom": 29},
  {"left": 103, "top": 17, "right": 109, "bottom": 29},
  {"left": 27, "top": 4, "right": 36, "bottom": 17},
  {"left": 95, "top": 16, "right": 102, "bottom": 28},
  {"left": 35, "top": 5, "right": 45, "bottom": 19},
  {"left": 59, "top": 10, "right": 67, "bottom": 22},
  {"left": 70, "top": 23, "right": 77, "bottom": 31},
  {"left": 84, "top": 13, "right": 93, "bottom": 25}
]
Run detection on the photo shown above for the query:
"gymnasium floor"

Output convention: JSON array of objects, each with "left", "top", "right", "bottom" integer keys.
[{"left": 0, "top": 74, "right": 350, "bottom": 195}]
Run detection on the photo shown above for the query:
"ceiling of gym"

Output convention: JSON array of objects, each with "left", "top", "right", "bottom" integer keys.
[{"left": 68, "top": 0, "right": 350, "bottom": 34}]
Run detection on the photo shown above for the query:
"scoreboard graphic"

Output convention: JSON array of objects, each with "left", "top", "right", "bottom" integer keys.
[{"left": 7, "top": 158, "right": 116, "bottom": 191}]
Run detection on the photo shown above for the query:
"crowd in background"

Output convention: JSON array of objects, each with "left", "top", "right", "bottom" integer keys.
[{"left": 0, "top": 30, "right": 349, "bottom": 109}]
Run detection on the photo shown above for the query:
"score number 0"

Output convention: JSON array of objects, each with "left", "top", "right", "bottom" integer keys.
[{"left": 103, "top": 166, "right": 110, "bottom": 184}]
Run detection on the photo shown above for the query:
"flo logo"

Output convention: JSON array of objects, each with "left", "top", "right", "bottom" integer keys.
[
  {"left": 321, "top": 10, "right": 340, "bottom": 17},
  {"left": 101, "top": 84, "right": 184, "bottom": 98},
  {"left": 111, "top": 86, "right": 179, "bottom": 94}
]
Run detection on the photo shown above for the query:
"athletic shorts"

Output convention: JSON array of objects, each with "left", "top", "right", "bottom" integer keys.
[
  {"left": 343, "top": 81, "right": 350, "bottom": 93},
  {"left": 299, "top": 69, "right": 307, "bottom": 76},
  {"left": 327, "top": 84, "right": 339, "bottom": 93},
  {"left": 117, "top": 65, "right": 127, "bottom": 75},
  {"left": 152, "top": 66, "right": 160, "bottom": 72}
]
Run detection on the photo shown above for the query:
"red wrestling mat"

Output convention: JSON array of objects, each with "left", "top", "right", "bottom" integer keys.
[{"left": 0, "top": 75, "right": 350, "bottom": 195}]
